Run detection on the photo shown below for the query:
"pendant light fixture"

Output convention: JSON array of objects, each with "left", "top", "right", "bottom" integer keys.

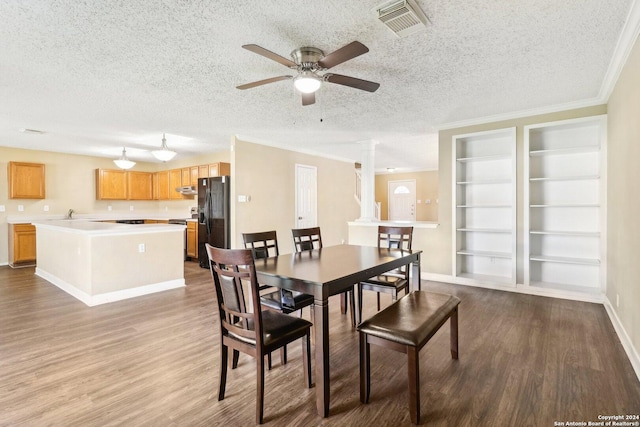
[
  {"left": 113, "top": 147, "right": 136, "bottom": 170},
  {"left": 152, "top": 133, "right": 177, "bottom": 162}
]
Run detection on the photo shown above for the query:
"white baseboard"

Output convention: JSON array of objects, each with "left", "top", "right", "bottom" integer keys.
[
  {"left": 422, "top": 271, "right": 638, "bottom": 382},
  {"left": 35, "top": 268, "right": 185, "bottom": 307},
  {"left": 603, "top": 296, "right": 640, "bottom": 382}
]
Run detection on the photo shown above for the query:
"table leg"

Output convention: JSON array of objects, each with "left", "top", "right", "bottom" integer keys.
[
  {"left": 411, "top": 253, "right": 421, "bottom": 291},
  {"left": 314, "top": 298, "right": 330, "bottom": 417}
]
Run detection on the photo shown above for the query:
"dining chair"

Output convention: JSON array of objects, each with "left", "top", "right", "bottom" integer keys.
[
  {"left": 205, "top": 244, "right": 312, "bottom": 424},
  {"left": 358, "top": 225, "right": 414, "bottom": 323},
  {"left": 243, "top": 230, "right": 315, "bottom": 367},
  {"left": 291, "top": 227, "right": 356, "bottom": 327}
]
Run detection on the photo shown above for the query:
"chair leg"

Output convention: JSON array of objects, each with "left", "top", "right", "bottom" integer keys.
[
  {"left": 450, "top": 307, "right": 459, "bottom": 359},
  {"left": 218, "top": 344, "right": 228, "bottom": 401},
  {"left": 376, "top": 292, "right": 381, "bottom": 311},
  {"left": 267, "top": 353, "right": 272, "bottom": 370},
  {"left": 302, "top": 333, "right": 312, "bottom": 388},
  {"left": 340, "top": 291, "right": 347, "bottom": 314},
  {"left": 257, "top": 352, "right": 265, "bottom": 424},
  {"left": 349, "top": 287, "right": 356, "bottom": 327},
  {"left": 231, "top": 349, "right": 239, "bottom": 369},
  {"left": 408, "top": 346, "right": 420, "bottom": 424},
  {"left": 359, "top": 333, "right": 371, "bottom": 404},
  {"left": 357, "top": 284, "right": 363, "bottom": 325},
  {"left": 280, "top": 346, "right": 288, "bottom": 365}
]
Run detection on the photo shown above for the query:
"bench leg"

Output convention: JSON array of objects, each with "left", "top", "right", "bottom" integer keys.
[
  {"left": 450, "top": 307, "right": 459, "bottom": 360},
  {"left": 359, "top": 333, "right": 371, "bottom": 403},
  {"left": 408, "top": 345, "right": 420, "bottom": 424}
]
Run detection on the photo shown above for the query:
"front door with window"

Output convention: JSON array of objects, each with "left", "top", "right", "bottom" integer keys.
[{"left": 388, "top": 179, "right": 416, "bottom": 221}]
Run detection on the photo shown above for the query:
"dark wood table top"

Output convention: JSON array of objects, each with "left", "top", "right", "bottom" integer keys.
[{"left": 254, "top": 244, "right": 421, "bottom": 299}]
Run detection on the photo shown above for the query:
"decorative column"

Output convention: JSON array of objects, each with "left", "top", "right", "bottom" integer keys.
[{"left": 357, "top": 140, "right": 377, "bottom": 222}]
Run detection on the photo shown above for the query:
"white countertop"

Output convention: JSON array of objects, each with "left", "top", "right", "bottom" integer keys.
[
  {"left": 7, "top": 214, "right": 192, "bottom": 224},
  {"left": 32, "top": 219, "right": 185, "bottom": 236}
]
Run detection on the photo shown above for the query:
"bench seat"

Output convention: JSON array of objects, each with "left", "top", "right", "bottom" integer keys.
[{"left": 357, "top": 290, "right": 460, "bottom": 424}]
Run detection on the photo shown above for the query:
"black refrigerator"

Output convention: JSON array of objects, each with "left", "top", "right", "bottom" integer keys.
[{"left": 198, "top": 176, "right": 230, "bottom": 268}]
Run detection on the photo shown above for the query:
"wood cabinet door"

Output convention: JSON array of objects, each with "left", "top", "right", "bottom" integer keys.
[
  {"left": 169, "top": 169, "right": 182, "bottom": 199},
  {"left": 156, "top": 170, "right": 170, "bottom": 200},
  {"left": 127, "top": 171, "right": 153, "bottom": 200},
  {"left": 181, "top": 168, "right": 190, "bottom": 187},
  {"left": 190, "top": 166, "right": 199, "bottom": 186},
  {"left": 9, "top": 162, "right": 45, "bottom": 199},
  {"left": 12, "top": 224, "right": 36, "bottom": 264},
  {"left": 198, "top": 165, "right": 209, "bottom": 178},
  {"left": 96, "top": 169, "right": 127, "bottom": 200},
  {"left": 208, "top": 162, "right": 230, "bottom": 177},
  {"left": 186, "top": 222, "right": 197, "bottom": 258}
]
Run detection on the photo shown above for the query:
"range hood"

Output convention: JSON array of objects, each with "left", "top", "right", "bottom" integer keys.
[{"left": 176, "top": 185, "right": 197, "bottom": 196}]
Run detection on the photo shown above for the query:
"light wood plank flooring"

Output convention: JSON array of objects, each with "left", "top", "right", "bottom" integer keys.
[{"left": 1, "top": 263, "right": 639, "bottom": 426}]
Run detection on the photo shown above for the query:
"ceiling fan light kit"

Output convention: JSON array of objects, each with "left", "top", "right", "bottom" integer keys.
[
  {"left": 237, "top": 41, "right": 380, "bottom": 106},
  {"left": 151, "top": 133, "right": 177, "bottom": 162},
  {"left": 113, "top": 147, "right": 136, "bottom": 170}
]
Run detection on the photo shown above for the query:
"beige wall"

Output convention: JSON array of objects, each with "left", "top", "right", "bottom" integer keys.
[
  {"left": 0, "top": 146, "right": 230, "bottom": 265},
  {"left": 432, "top": 105, "right": 607, "bottom": 277},
  {"left": 607, "top": 34, "right": 640, "bottom": 357},
  {"left": 231, "top": 137, "right": 360, "bottom": 254},
  {"left": 375, "top": 171, "right": 438, "bottom": 221}
]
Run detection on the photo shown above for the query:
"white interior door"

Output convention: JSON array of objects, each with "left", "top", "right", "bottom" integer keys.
[
  {"left": 295, "top": 164, "right": 317, "bottom": 228},
  {"left": 388, "top": 180, "right": 416, "bottom": 221}
]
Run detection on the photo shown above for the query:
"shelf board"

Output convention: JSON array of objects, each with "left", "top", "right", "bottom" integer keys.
[
  {"left": 456, "top": 154, "right": 512, "bottom": 162},
  {"left": 457, "top": 249, "right": 512, "bottom": 259},
  {"left": 529, "top": 255, "right": 600, "bottom": 265},
  {"left": 529, "top": 146, "right": 599, "bottom": 157},
  {"left": 456, "top": 179, "right": 511, "bottom": 185},
  {"left": 529, "top": 175, "right": 599, "bottom": 182},
  {"left": 530, "top": 230, "right": 600, "bottom": 237},
  {"left": 527, "top": 281, "right": 602, "bottom": 294},
  {"left": 529, "top": 203, "right": 599, "bottom": 208},
  {"left": 457, "top": 272, "right": 515, "bottom": 285},
  {"left": 457, "top": 228, "right": 512, "bottom": 233},
  {"left": 457, "top": 204, "right": 512, "bottom": 208}
]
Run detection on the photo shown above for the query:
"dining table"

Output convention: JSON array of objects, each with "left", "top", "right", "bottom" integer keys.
[{"left": 253, "top": 244, "right": 422, "bottom": 418}]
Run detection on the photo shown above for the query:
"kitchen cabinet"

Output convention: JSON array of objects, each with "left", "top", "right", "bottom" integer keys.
[
  {"left": 198, "top": 162, "right": 230, "bottom": 178},
  {"left": 181, "top": 168, "right": 190, "bottom": 188},
  {"left": 186, "top": 220, "right": 198, "bottom": 259},
  {"left": 9, "top": 224, "right": 37, "bottom": 267},
  {"left": 96, "top": 169, "right": 127, "bottom": 200},
  {"left": 190, "top": 166, "right": 199, "bottom": 186},
  {"left": 127, "top": 171, "right": 154, "bottom": 200},
  {"left": 169, "top": 169, "right": 183, "bottom": 200},
  {"left": 156, "top": 170, "right": 170, "bottom": 200},
  {"left": 198, "top": 165, "right": 209, "bottom": 178},
  {"left": 8, "top": 161, "right": 46, "bottom": 199}
]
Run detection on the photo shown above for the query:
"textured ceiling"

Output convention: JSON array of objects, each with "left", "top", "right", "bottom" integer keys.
[{"left": 0, "top": 0, "right": 633, "bottom": 171}]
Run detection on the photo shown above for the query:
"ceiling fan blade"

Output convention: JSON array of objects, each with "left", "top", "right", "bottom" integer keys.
[
  {"left": 301, "top": 92, "right": 315, "bottom": 106},
  {"left": 325, "top": 73, "right": 380, "bottom": 92},
  {"left": 236, "top": 75, "right": 293, "bottom": 90},
  {"left": 317, "top": 41, "right": 369, "bottom": 69},
  {"left": 242, "top": 44, "right": 297, "bottom": 68}
]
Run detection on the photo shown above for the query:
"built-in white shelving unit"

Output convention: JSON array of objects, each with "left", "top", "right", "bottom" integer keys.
[
  {"left": 452, "top": 127, "right": 517, "bottom": 285},
  {"left": 524, "top": 115, "right": 607, "bottom": 294}
]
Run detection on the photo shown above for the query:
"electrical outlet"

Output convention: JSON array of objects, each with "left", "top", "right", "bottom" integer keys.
[
  {"left": 108, "top": 205, "right": 112, "bottom": 211},
  {"left": 130, "top": 205, "right": 134, "bottom": 211},
  {"left": 18, "top": 205, "right": 24, "bottom": 212},
  {"left": 44, "top": 205, "right": 49, "bottom": 211},
  {"left": 0, "top": 205, "right": 6, "bottom": 212},
  {"left": 138, "top": 243, "right": 145, "bottom": 253}
]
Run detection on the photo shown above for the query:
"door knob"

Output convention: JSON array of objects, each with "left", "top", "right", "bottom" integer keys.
[{"left": 298, "top": 216, "right": 303, "bottom": 220}]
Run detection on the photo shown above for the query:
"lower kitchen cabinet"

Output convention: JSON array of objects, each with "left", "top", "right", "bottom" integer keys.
[
  {"left": 186, "top": 221, "right": 198, "bottom": 259},
  {"left": 9, "top": 224, "right": 37, "bottom": 267}
]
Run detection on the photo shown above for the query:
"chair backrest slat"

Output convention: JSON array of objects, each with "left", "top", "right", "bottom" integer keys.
[
  {"left": 243, "top": 230, "right": 279, "bottom": 259},
  {"left": 378, "top": 226, "right": 413, "bottom": 277},
  {"left": 292, "top": 227, "right": 323, "bottom": 253}
]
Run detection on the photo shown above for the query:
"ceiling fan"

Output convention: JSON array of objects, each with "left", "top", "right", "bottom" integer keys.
[{"left": 237, "top": 41, "right": 380, "bottom": 106}]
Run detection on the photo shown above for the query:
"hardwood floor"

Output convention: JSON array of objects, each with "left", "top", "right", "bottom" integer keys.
[{"left": 1, "top": 263, "right": 639, "bottom": 426}]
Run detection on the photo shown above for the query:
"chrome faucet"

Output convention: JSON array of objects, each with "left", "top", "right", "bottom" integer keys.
[{"left": 66, "top": 209, "right": 74, "bottom": 219}]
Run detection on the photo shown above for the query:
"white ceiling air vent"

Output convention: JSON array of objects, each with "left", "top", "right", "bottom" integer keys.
[{"left": 377, "top": 0, "right": 429, "bottom": 38}]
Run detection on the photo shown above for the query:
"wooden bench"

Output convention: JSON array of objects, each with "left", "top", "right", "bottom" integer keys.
[{"left": 357, "top": 290, "right": 461, "bottom": 424}]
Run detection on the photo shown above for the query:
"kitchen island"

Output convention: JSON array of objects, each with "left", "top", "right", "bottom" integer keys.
[{"left": 33, "top": 219, "right": 186, "bottom": 306}]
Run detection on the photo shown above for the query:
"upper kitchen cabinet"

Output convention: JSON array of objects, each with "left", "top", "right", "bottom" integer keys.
[
  {"left": 96, "top": 169, "right": 127, "bottom": 200},
  {"left": 8, "top": 161, "right": 46, "bottom": 199},
  {"left": 96, "top": 169, "right": 154, "bottom": 200},
  {"left": 209, "top": 162, "right": 230, "bottom": 177},
  {"left": 155, "top": 170, "right": 169, "bottom": 200},
  {"left": 127, "top": 171, "right": 154, "bottom": 200},
  {"left": 169, "top": 169, "right": 183, "bottom": 200}
]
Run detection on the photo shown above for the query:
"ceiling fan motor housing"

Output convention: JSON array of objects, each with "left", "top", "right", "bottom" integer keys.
[{"left": 291, "top": 47, "right": 325, "bottom": 71}]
